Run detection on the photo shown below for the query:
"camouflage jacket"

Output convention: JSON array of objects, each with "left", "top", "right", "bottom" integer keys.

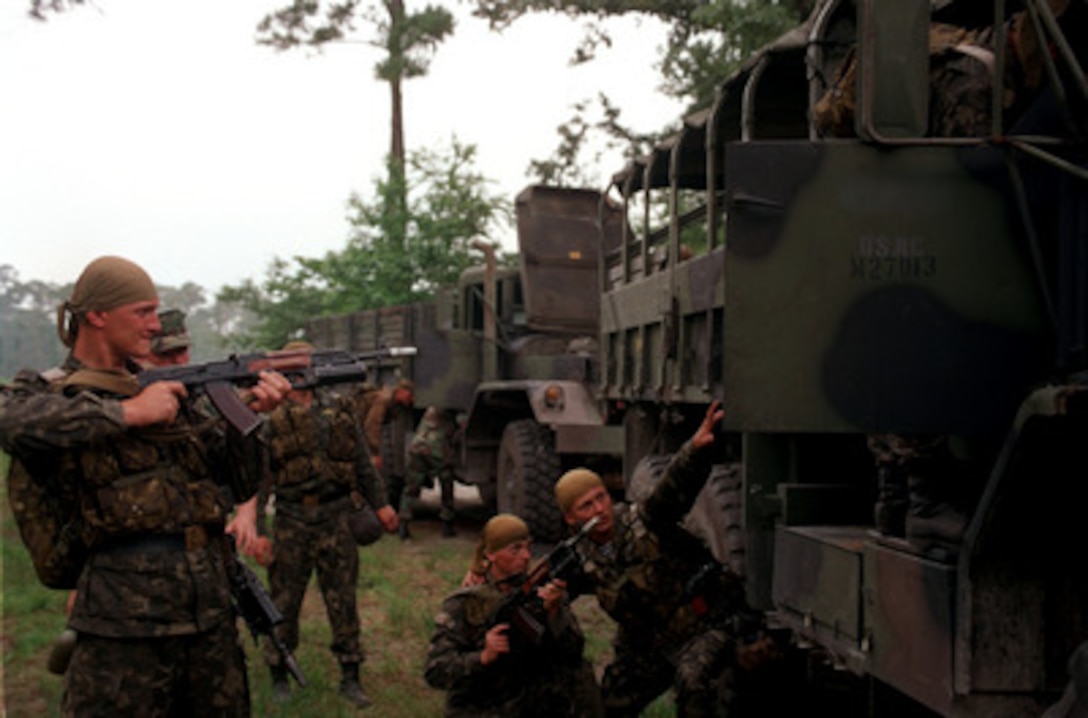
[
  {"left": 424, "top": 575, "right": 586, "bottom": 717},
  {"left": 0, "top": 355, "right": 252, "bottom": 636},
  {"left": 570, "top": 440, "right": 748, "bottom": 655},
  {"left": 260, "top": 388, "right": 386, "bottom": 517},
  {"left": 410, "top": 411, "right": 453, "bottom": 463}
]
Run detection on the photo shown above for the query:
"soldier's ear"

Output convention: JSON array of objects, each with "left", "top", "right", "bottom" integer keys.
[{"left": 84, "top": 310, "right": 109, "bottom": 329}]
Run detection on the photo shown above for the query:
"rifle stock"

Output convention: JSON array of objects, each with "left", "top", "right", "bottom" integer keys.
[{"left": 139, "top": 346, "right": 417, "bottom": 435}]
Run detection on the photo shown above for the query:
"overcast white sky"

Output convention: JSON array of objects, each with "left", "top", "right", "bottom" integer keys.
[{"left": 0, "top": 0, "right": 683, "bottom": 295}]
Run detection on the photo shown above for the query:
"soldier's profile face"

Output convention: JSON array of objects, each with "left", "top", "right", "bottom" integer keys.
[
  {"left": 487, "top": 539, "right": 531, "bottom": 580},
  {"left": 100, "top": 299, "right": 161, "bottom": 360}
]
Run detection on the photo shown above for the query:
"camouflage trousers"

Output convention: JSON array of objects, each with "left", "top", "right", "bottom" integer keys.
[
  {"left": 602, "top": 628, "right": 730, "bottom": 718},
  {"left": 400, "top": 451, "right": 456, "bottom": 522},
  {"left": 265, "top": 499, "right": 363, "bottom": 666},
  {"left": 62, "top": 624, "right": 249, "bottom": 717}
]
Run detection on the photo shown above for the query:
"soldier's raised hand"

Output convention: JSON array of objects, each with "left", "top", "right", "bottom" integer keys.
[{"left": 691, "top": 400, "right": 724, "bottom": 450}]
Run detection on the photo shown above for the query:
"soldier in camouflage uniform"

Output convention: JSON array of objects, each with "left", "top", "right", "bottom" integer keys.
[
  {"left": 47, "top": 307, "right": 202, "bottom": 677},
  {"left": 258, "top": 341, "right": 399, "bottom": 707},
  {"left": 555, "top": 401, "right": 777, "bottom": 717},
  {"left": 399, "top": 405, "right": 458, "bottom": 539},
  {"left": 0, "top": 255, "right": 290, "bottom": 717},
  {"left": 424, "top": 514, "right": 603, "bottom": 717}
]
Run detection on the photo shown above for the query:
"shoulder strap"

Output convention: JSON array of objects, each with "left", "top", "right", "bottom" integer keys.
[{"left": 62, "top": 368, "right": 140, "bottom": 398}]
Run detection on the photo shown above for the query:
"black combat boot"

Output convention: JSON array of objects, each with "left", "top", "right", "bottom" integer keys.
[
  {"left": 339, "top": 661, "right": 372, "bottom": 708},
  {"left": 398, "top": 520, "right": 411, "bottom": 541},
  {"left": 873, "top": 464, "right": 908, "bottom": 537},
  {"left": 270, "top": 664, "right": 291, "bottom": 703},
  {"left": 905, "top": 458, "right": 966, "bottom": 561},
  {"left": 442, "top": 520, "right": 456, "bottom": 538}
]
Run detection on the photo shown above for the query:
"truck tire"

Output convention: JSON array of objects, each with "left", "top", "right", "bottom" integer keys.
[
  {"left": 497, "top": 419, "right": 564, "bottom": 544},
  {"left": 627, "top": 455, "right": 746, "bottom": 576},
  {"left": 688, "top": 463, "right": 746, "bottom": 578}
]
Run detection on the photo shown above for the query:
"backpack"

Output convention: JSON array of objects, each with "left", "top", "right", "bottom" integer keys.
[
  {"left": 7, "top": 452, "right": 86, "bottom": 589},
  {"left": 5, "top": 367, "right": 137, "bottom": 589}
]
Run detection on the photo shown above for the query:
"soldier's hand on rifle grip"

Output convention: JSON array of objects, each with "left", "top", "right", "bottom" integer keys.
[
  {"left": 245, "top": 370, "right": 292, "bottom": 413},
  {"left": 537, "top": 578, "right": 567, "bottom": 616},
  {"left": 481, "top": 624, "right": 511, "bottom": 665},
  {"left": 692, "top": 400, "right": 724, "bottom": 450},
  {"left": 122, "top": 381, "right": 186, "bottom": 427}
]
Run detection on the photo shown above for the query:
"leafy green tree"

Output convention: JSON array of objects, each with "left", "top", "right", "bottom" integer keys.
[
  {"left": 26, "top": 0, "right": 84, "bottom": 20},
  {"left": 0, "top": 265, "right": 67, "bottom": 378},
  {"left": 217, "top": 139, "right": 511, "bottom": 350}
]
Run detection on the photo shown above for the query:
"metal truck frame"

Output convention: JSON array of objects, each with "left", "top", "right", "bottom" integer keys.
[
  {"left": 306, "top": 185, "right": 626, "bottom": 543},
  {"left": 598, "top": 0, "right": 1087, "bottom": 714}
]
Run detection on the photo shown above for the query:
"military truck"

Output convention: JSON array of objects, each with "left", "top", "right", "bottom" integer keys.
[
  {"left": 598, "top": 0, "right": 1087, "bottom": 714},
  {"left": 306, "top": 185, "right": 626, "bottom": 542}
]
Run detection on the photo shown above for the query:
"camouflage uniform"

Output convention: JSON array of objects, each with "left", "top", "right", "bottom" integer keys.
[
  {"left": 400, "top": 407, "right": 457, "bottom": 524},
  {"left": 569, "top": 440, "right": 751, "bottom": 717},
  {"left": 259, "top": 388, "right": 387, "bottom": 682},
  {"left": 0, "top": 356, "right": 255, "bottom": 717},
  {"left": 424, "top": 574, "right": 601, "bottom": 717}
]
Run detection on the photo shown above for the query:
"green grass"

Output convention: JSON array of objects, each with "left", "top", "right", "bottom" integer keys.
[{"left": 0, "top": 450, "right": 677, "bottom": 716}]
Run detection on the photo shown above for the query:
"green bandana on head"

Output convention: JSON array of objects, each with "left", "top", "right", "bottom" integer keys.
[{"left": 57, "top": 256, "right": 157, "bottom": 348}]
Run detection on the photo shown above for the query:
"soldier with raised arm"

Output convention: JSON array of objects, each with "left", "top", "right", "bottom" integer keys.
[{"left": 554, "top": 401, "right": 777, "bottom": 717}]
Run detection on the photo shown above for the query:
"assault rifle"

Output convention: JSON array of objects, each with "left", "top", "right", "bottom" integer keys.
[
  {"left": 489, "top": 516, "right": 600, "bottom": 649},
  {"left": 139, "top": 346, "right": 417, "bottom": 436},
  {"left": 225, "top": 537, "right": 307, "bottom": 687}
]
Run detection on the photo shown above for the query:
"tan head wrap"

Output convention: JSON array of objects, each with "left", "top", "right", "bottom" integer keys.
[
  {"left": 555, "top": 468, "right": 604, "bottom": 514},
  {"left": 56, "top": 256, "right": 157, "bottom": 348},
  {"left": 468, "top": 513, "right": 530, "bottom": 578}
]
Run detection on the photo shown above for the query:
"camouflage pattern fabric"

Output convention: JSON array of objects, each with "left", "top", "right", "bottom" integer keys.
[
  {"left": 63, "top": 625, "right": 249, "bottom": 717},
  {"left": 400, "top": 410, "right": 457, "bottom": 522},
  {"left": 424, "top": 575, "right": 601, "bottom": 717},
  {"left": 813, "top": 20, "right": 1032, "bottom": 139},
  {"left": 264, "top": 497, "right": 364, "bottom": 665},
  {"left": 568, "top": 440, "right": 751, "bottom": 716},
  {"left": 0, "top": 355, "right": 254, "bottom": 715},
  {"left": 260, "top": 389, "right": 387, "bottom": 668}
]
